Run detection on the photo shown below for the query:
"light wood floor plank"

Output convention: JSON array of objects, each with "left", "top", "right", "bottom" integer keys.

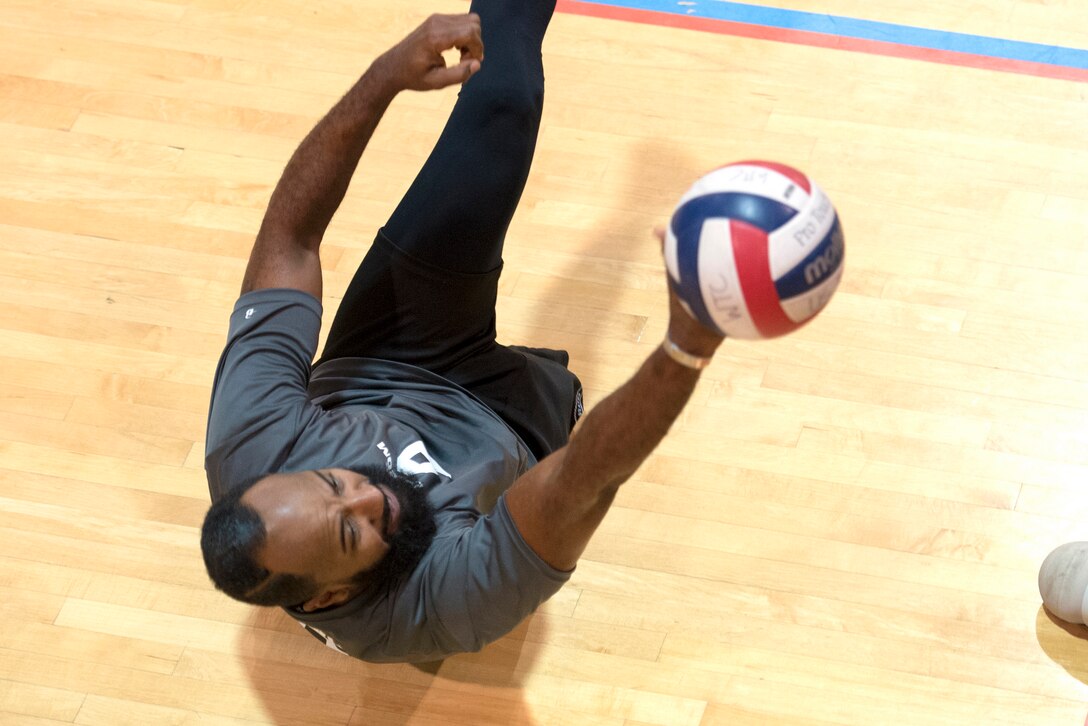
[{"left": 3, "top": 0, "right": 1087, "bottom": 723}]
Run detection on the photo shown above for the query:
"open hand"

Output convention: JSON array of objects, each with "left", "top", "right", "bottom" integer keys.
[{"left": 654, "top": 225, "right": 726, "bottom": 359}]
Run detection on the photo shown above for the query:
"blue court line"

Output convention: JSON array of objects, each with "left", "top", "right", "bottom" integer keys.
[{"left": 575, "top": 0, "right": 1088, "bottom": 71}]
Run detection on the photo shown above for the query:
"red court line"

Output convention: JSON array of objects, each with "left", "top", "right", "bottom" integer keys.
[{"left": 556, "top": 0, "right": 1088, "bottom": 83}]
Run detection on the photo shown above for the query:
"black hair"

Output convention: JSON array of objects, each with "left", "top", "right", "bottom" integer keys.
[{"left": 200, "top": 483, "right": 318, "bottom": 608}]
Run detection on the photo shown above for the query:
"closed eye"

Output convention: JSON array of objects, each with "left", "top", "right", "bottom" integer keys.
[
  {"left": 316, "top": 471, "right": 353, "bottom": 554},
  {"left": 316, "top": 469, "right": 340, "bottom": 494},
  {"left": 346, "top": 519, "right": 358, "bottom": 552}
]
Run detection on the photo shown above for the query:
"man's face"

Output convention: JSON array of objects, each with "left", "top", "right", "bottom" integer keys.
[{"left": 241, "top": 468, "right": 430, "bottom": 605}]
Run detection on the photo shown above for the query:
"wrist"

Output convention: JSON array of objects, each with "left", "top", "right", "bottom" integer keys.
[
  {"left": 364, "top": 51, "right": 409, "bottom": 100},
  {"left": 661, "top": 335, "right": 713, "bottom": 370}
]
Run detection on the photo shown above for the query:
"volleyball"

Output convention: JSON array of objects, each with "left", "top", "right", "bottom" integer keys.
[
  {"left": 664, "top": 161, "right": 845, "bottom": 339},
  {"left": 1039, "top": 541, "right": 1088, "bottom": 625}
]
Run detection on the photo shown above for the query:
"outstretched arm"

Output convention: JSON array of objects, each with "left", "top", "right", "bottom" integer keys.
[
  {"left": 241, "top": 14, "right": 484, "bottom": 297},
  {"left": 504, "top": 230, "right": 726, "bottom": 571}
]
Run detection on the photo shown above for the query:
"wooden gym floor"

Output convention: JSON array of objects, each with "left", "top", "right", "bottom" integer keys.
[{"left": 1, "top": 0, "right": 1087, "bottom": 723}]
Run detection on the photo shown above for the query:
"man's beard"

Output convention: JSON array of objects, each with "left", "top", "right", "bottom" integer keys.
[{"left": 349, "top": 466, "right": 437, "bottom": 594}]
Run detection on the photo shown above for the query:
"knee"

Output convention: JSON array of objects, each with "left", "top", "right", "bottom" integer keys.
[{"left": 470, "top": 77, "right": 543, "bottom": 131}]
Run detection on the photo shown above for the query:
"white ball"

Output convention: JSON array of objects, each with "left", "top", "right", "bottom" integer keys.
[
  {"left": 665, "top": 161, "right": 845, "bottom": 339},
  {"left": 1039, "top": 541, "right": 1088, "bottom": 625}
]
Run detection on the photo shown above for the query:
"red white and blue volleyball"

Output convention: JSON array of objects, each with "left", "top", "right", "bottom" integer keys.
[{"left": 665, "top": 161, "right": 845, "bottom": 340}]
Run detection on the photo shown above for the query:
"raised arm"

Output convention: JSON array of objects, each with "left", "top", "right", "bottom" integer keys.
[
  {"left": 504, "top": 230, "right": 726, "bottom": 571},
  {"left": 241, "top": 14, "right": 484, "bottom": 297}
]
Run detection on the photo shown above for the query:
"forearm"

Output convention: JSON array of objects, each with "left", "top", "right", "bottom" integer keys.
[
  {"left": 238, "top": 14, "right": 482, "bottom": 297},
  {"left": 503, "top": 341, "right": 708, "bottom": 571},
  {"left": 256, "top": 62, "right": 400, "bottom": 251},
  {"left": 563, "top": 345, "right": 700, "bottom": 491},
  {"left": 503, "top": 254, "right": 724, "bottom": 571}
]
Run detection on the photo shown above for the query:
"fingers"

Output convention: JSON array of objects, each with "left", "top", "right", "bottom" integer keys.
[
  {"left": 455, "top": 14, "right": 484, "bottom": 63},
  {"left": 407, "top": 13, "right": 484, "bottom": 91},
  {"left": 653, "top": 225, "right": 666, "bottom": 252},
  {"left": 459, "top": 43, "right": 482, "bottom": 71},
  {"left": 427, "top": 13, "right": 483, "bottom": 62},
  {"left": 655, "top": 223, "right": 726, "bottom": 351},
  {"left": 422, "top": 58, "right": 481, "bottom": 90}
]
